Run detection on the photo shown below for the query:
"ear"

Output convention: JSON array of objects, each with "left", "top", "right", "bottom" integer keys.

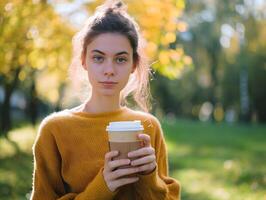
[
  {"left": 82, "top": 62, "right": 88, "bottom": 71},
  {"left": 82, "top": 57, "right": 88, "bottom": 70}
]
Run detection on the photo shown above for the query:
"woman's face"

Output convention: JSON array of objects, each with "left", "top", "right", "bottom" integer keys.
[{"left": 83, "top": 33, "right": 135, "bottom": 97}]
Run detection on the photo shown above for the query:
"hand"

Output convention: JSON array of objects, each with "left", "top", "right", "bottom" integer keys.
[
  {"left": 103, "top": 151, "right": 140, "bottom": 192},
  {"left": 128, "top": 134, "right": 157, "bottom": 175}
]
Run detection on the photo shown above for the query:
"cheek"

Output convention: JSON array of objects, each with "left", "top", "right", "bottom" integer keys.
[
  {"left": 118, "top": 68, "right": 132, "bottom": 86},
  {"left": 119, "top": 61, "right": 134, "bottom": 74},
  {"left": 87, "top": 62, "right": 102, "bottom": 73},
  {"left": 87, "top": 66, "right": 100, "bottom": 83}
]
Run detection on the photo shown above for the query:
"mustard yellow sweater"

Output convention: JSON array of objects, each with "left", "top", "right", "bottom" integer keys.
[{"left": 31, "top": 107, "right": 181, "bottom": 200}]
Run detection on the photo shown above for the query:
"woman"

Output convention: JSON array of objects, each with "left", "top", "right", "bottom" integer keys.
[{"left": 30, "top": 1, "right": 180, "bottom": 199}]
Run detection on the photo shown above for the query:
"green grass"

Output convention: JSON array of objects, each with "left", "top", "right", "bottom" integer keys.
[
  {"left": 0, "top": 119, "right": 265, "bottom": 199},
  {"left": 162, "top": 118, "right": 266, "bottom": 200},
  {"left": 0, "top": 124, "right": 37, "bottom": 200}
]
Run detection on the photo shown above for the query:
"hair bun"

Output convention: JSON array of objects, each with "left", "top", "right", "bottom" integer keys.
[
  {"left": 97, "top": 0, "right": 127, "bottom": 14},
  {"left": 115, "top": 1, "right": 123, "bottom": 8}
]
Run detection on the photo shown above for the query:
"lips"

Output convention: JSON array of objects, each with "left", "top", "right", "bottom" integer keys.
[
  {"left": 99, "top": 81, "right": 118, "bottom": 84},
  {"left": 99, "top": 81, "right": 118, "bottom": 88}
]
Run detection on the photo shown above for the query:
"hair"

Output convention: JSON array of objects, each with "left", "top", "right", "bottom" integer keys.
[{"left": 69, "top": 0, "right": 152, "bottom": 112}]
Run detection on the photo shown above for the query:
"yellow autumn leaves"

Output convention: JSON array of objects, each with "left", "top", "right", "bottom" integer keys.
[
  {"left": 1, "top": 0, "right": 192, "bottom": 105},
  {"left": 124, "top": 0, "right": 192, "bottom": 78},
  {"left": 0, "top": 0, "right": 74, "bottom": 104}
]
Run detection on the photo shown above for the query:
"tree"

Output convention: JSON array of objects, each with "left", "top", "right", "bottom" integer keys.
[
  {"left": 150, "top": 0, "right": 266, "bottom": 122},
  {"left": 0, "top": 0, "right": 74, "bottom": 135}
]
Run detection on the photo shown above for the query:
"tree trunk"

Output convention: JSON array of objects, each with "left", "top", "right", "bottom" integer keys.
[
  {"left": 29, "top": 80, "right": 38, "bottom": 125},
  {"left": 240, "top": 63, "right": 250, "bottom": 122},
  {"left": 1, "top": 68, "right": 21, "bottom": 136},
  {"left": 209, "top": 46, "right": 219, "bottom": 122},
  {"left": 1, "top": 84, "right": 12, "bottom": 135},
  {"left": 55, "top": 83, "right": 66, "bottom": 112}
]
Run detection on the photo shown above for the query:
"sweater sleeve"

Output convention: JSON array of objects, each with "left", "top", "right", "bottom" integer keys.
[
  {"left": 30, "top": 121, "right": 117, "bottom": 200},
  {"left": 135, "top": 117, "right": 181, "bottom": 200}
]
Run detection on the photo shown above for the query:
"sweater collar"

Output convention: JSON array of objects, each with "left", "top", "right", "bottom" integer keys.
[{"left": 68, "top": 106, "right": 128, "bottom": 118}]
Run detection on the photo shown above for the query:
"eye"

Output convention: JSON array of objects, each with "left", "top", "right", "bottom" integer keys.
[
  {"left": 116, "top": 57, "right": 127, "bottom": 64},
  {"left": 92, "top": 55, "right": 104, "bottom": 63}
]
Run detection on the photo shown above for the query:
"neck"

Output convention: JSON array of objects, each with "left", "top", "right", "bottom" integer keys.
[{"left": 82, "top": 91, "right": 122, "bottom": 114}]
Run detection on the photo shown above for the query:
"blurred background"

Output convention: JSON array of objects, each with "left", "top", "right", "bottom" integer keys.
[{"left": 0, "top": 0, "right": 265, "bottom": 199}]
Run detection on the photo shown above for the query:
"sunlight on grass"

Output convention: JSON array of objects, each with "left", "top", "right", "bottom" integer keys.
[
  {"left": 8, "top": 125, "right": 37, "bottom": 154},
  {"left": 166, "top": 139, "right": 192, "bottom": 156},
  {"left": 0, "top": 139, "right": 16, "bottom": 158},
  {"left": 0, "top": 170, "right": 17, "bottom": 185},
  {"left": 0, "top": 124, "right": 37, "bottom": 199},
  {"left": 164, "top": 119, "right": 266, "bottom": 200},
  {"left": 172, "top": 168, "right": 266, "bottom": 200},
  {"left": 174, "top": 169, "right": 214, "bottom": 194}
]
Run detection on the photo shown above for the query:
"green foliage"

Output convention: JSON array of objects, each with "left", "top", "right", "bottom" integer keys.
[{"left": 150, "top": 0, "right": 266, "bottom": 122}]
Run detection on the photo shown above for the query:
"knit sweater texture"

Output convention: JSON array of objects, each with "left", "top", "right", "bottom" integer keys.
[{"left": 30, "top": 106, "right": 181, "bottom": 200}]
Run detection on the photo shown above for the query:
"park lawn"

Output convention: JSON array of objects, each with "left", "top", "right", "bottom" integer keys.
[
  {"left": 162, "top": 118, "right": 266, "bottom": 200},
  {"left": 0, "top": 119, "right": 265, "bottom": 199}
]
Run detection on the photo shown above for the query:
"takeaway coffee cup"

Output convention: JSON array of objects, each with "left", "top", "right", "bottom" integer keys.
[{"left": 106, "top": 121, "right": 144, "bottom": 170}]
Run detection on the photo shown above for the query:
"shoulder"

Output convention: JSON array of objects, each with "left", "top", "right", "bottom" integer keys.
[
  {"left": 39, "top": 109, "right": 72, "bottom": 130},
  {"left": 36, "top": 109, "right": 74, "bottom": 140},
  {"left": 33, "top": 110, "right": 71, "bottom": 151}
]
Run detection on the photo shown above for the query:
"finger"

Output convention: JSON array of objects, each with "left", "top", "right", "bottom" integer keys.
[
  {"left": 110, "top": 167, "right": 139, "bottom": 180},
  {"left": 108, "top": 159, "right": 131, "bottom": 171},
  {"left": 104, "top": 151, "right": 119, "bottom": 169},
  {"left": 137, "top": 162, "right": 157, "bottom": 173},
  {"left": 138, "top": 134, "right": 151, "bottom": 147},
  {"left": 130, "top": 155, "right": 156, "bottom": 166},
  {"left": 112, "top": 177, "right": 139, "bottom": 189},
  {"left": 128, "top": 147, "right": 155, "bottom": 158}
]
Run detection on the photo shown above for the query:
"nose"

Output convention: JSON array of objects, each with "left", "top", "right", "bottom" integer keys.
[{"left": 104, "top": 60, "right": 115, "bottom": 77}]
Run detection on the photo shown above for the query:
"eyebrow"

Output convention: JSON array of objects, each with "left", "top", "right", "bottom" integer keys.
[{"left": 91, "top": 49, "right": 129, "bottom": 56}]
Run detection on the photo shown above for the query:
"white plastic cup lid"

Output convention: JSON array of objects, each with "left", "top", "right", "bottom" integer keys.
[{"left": 106, "top": 120, "right": 144, "bottom": 132}]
